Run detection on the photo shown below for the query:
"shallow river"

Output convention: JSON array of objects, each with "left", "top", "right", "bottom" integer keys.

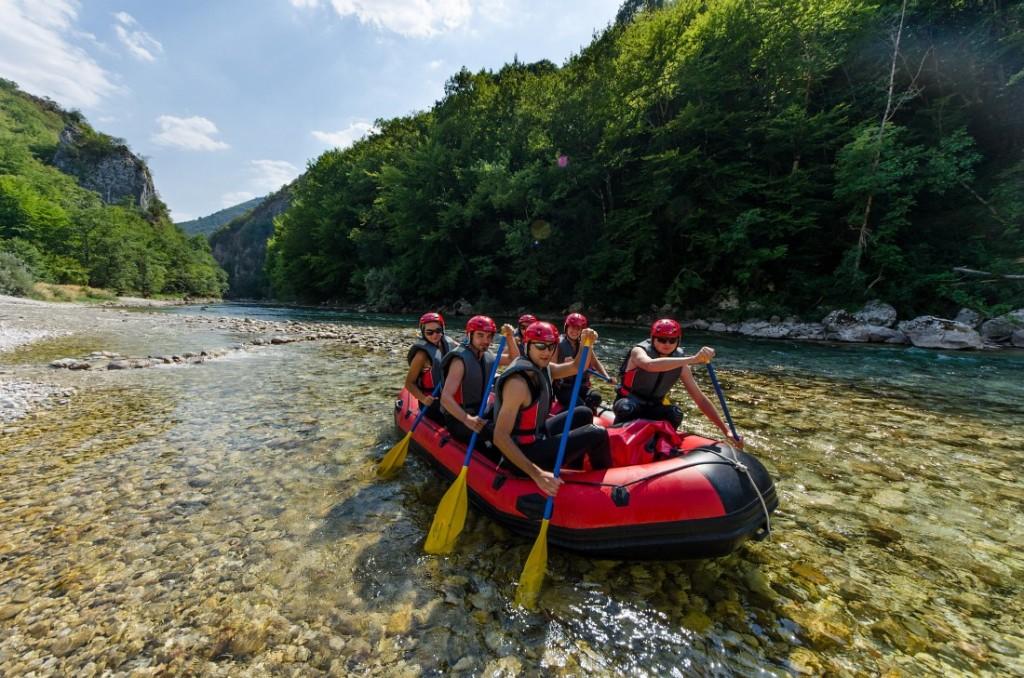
[{"left": 1, "top": 303, "right": 1022, "bottom": 676}]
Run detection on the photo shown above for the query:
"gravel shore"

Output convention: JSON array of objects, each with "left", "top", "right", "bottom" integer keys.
[{"left": 0, "top": 295, "right": 400, "bottom": 424}]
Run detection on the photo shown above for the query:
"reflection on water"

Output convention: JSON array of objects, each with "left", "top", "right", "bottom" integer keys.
[{"left": 1, "top": 306, "right": 1022, "bottom": 675}]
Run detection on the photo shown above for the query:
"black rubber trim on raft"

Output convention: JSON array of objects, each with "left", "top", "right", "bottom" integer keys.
[{"left": 408, "top": 438, "right": 778, "bottom": 560}]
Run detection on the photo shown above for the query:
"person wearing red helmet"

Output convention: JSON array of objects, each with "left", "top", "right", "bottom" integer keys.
[
  {"left": 513, "top": 313, "right": 538, "bottom": 355},
  {"left": 404, "top": 312, "right": 458, "bottom": 423},
  {"left": 553, "top": 312, "right": 613, "bottom": 413},
  {"left": 493, "top": 321, "right": 612, "bottom": 496},
  {"left": 440, "top": 315, "right": 519, "bottom": 444},
  {"left": 613, "top": 319, "right": 740, "bottom": 446}
]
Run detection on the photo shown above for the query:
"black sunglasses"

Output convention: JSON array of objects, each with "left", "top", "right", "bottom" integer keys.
[
  {"left": 654, "top": 336, "right": 679, "bottom": 344},
  {"left": 530, "top": 342, "right": 557, "bottom": 352},
  {"left": 423, "top": 328, "right": 444, "bottom": 336}
]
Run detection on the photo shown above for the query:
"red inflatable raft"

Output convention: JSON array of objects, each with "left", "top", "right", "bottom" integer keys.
[{"left": 393, "top": 388, "right": 777, "bottom": 559}]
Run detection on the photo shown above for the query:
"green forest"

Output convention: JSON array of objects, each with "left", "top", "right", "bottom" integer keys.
[
  {"left": 0, "top": 79, "right": 226, "bottom": 298},
  {"left": 267, "top": 0, "right": 1024, "bottom": 318}
]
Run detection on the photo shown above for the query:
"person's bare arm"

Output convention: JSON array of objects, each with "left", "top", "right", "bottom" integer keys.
[
  {"left": 404, "top": 350, "right": 433, "bottom": 405},
  {"left": 440, "top": 358, "right": 485, "bottom": 432},
  {"left": 632, "top": 346, "right": 715, "bottom": 372},
  {"left": 498, "top": 324, "right": 519, "bottom": 365},
  {"left": 679, "top": 367, "right": 743, "bottom": 447},
  {"left": 492, "top": 377, "right": 562, "bottom": 496},
  {"left": 550, "top": 328, "right": 599, "bottom": 380}
]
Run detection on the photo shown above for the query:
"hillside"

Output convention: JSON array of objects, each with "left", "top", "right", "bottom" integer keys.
[
  {"left": 209, "top": 187, "right": 291, "bottom": 298},
  {"left": 176, "top": 197, "right": 265, "bottom": 236},
  {"left": 266, "top": 1, "right": 1024, "bottom": 318},
  {"left": 0, "top": 78, "right": 226, "bottom": 297}
]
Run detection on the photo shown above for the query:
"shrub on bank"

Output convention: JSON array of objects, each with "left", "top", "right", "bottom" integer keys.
[{"left": 0, "top": 251, "right": 35, "bottom": 296}]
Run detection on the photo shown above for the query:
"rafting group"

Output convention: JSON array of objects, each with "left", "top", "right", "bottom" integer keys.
[
  {"left": 385, "top": 310, "right": 778, "bottom": 607},
  {"left": 402, "top": 312, "right": 742, "bottom": 495}
]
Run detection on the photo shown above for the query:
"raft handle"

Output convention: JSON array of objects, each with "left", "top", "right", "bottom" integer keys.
[{"left": 611, "top": 485, "right": 630, "bottom": 507}]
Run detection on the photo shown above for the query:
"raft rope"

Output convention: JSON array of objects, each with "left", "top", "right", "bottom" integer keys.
[{"left": 710, "top": 445, "right": 772, "bottom": 541}]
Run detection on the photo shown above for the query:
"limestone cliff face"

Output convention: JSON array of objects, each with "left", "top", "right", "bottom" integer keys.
[{"left": 51, "top": 124, "right": 156, "bottom": 213}]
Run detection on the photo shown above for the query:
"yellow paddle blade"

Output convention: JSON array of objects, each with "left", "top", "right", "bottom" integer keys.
[
  {"left": 515, "top": 519, "right": 550, "bottom": 609},
  {"left": 423, "top": 467, "right": 469, "bottom": 554},
  {"left": 376, "top": 431, "right": 411, "bottom": 478}
]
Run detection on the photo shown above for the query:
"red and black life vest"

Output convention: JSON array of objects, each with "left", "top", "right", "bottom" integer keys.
[
  {"left": 441, "top": 343, "right": 496, "bottom": 413},
  {"left": 617, "top": 339, "right": 684, "bottom": 404},
  {"left": 494, "top": 357, "right": 552, "bottom": 445},
  {"left": 406, "top": 335, "right": 457, "bottom": 392}
]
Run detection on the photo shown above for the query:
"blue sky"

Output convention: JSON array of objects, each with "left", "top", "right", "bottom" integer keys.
[{"left": 0, "top": 0, "right": 622, "bottom": 221}]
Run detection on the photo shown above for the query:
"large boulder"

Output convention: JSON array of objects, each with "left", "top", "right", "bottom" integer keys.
[
  {"left": 821, "top": 308, "right": 904, "bottom": 343},
  {"left": 853, "top": 300, "right": 898, "bottom": 328},
  {"left": 953, "top": 308, "right": 983, "bottom": 329},
  {"left": 451, "top": 298, "right": 474, "bottom": 316},
  {"left": 896, "top": 316, "right": 983, "bottom": 350},
  {"left": 821, "top": 309, "right": 855, "bottom": 331},
  {"left": 979, "top": 310, "right": 1024, "bottom": 344},
  {"left": 1013, "top": 329, "right": 1024, "bottom": 348},
  {"left": 980, "top": 317, "right": 1017, "bottom": 343},
  {"left": 737, "top": 320, "right": 791, "bottom": 340},
  {"left": 834, "top": 325, "right": 908, "bottom": 344}
]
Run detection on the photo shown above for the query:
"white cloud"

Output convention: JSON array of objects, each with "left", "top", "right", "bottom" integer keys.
[
  {"left": 0, "top": 0, "right": 118, "bottom": 108},
  {"left": 152, "top": 115, "right": 229, "bottom": 151},
  {"left": 428, "top": 59, "right": 444, "bottom": 70},
  {"left": 221, "top": 191, "right": 256, "bottom": 208},
  {"left": 295, "top": 0, "right": 473, "bottom": 37},
  {"left": 113, "top": 11, "right": 163, "bottom": 62},
  {"left": 311, "top": 121, "right": 376, "bottom": 149},
  {"left": 250, "top": 160, "right": 300, "bottom": 192}
]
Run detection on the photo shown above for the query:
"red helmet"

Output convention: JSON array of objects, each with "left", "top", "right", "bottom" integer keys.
[
  {"left": 523, "top": 321, "right": 559, "bottom": 344},
  {"left": 564, "top": 313, "right": 588, "bottom": 330},
  {"left": 465, "top": 315, "right": 497, "bottom": 335},
  {"left": 419, "top": 312, "right": 444, "bottom": 328},
  {"left": 651, "top": 318, "right": 682, "bottom": 339},
  {"left": 518, "top": 313, "right": 538, "bottom": 326}
]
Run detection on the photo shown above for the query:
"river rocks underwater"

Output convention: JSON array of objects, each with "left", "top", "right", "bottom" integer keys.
[{"left": 0, "top": 302, "right": 1022, "bottom": 676}]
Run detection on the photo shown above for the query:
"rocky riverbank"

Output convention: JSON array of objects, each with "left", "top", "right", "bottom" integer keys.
[
  {"left": 359, "top": 297, "right": 1024, "bottom": 352},
  {"left": 0, "top": 296, "right": 404, "bottom": 424}
]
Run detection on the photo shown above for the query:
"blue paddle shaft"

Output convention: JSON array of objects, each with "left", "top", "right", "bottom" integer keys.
[
  {"left": 460, "top": 336, "right": 507, "bottom": 468},
  {"left": 409, "top": 380, "right": 444, "bottom": 433},
  {"left": 586, "top": 368, "right": 611, "bottom": 382},
  {"left": 542, "top": 343, "right": 592, "bottom": 521},
  {"left": 706, "top": 363, "right": 739, "bottom": 441}
]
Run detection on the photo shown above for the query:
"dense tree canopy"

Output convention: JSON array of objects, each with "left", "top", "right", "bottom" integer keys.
[{"left": 267, "top": 0, "right": 1023, "bottom": 317}]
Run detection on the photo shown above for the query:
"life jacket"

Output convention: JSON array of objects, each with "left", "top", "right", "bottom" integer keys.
[
  {"left": 553, "top": 334, "right": 591, "bottom": 390},
  {"left": 441, "top": 342, "right": 496, "bottom": 414},
  {"left": 406, "top": 335, "right": 457, "bottom": 392},
  {"left": 617, "top": 339, "right": 683, "bottom": 404},
  {"left": 494, "top": 357, "right": 552, "bottom": 445}
]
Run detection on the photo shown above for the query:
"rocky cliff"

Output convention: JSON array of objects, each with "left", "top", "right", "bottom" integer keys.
[
  {"left": 209, "top": 187, "right": 291, "bottom": 298},
  {"left": 51, "top": 123, "right": 157, "bottom": 214}
]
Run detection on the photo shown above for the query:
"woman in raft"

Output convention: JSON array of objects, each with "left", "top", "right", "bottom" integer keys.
[
  {"left": 403, "top": 312, "right": 459, "bottom": 423},
  {"left": 492, "top": 321, "right": 612, "bottom": 496}
]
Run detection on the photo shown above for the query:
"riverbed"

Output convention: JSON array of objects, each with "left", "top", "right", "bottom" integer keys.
[{"left": 1, "top": 300, "right": 1022, "bottom": 676}]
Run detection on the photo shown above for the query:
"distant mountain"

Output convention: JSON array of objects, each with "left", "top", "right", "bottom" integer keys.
[
  {"left": 209, "top": 187, "right": 291, "bottom": 298},
  {"left": 176, "top": 197, "right": 265, "bottom": 236}
]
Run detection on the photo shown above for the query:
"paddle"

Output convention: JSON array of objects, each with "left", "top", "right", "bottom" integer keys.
[
  {"left": 515, "top": 334, "right": 593, "bottom": 609},
  {"left": 586, "top": 368, "right": 612, "bottom": 382},
  {"left": 377, "top": 380, "right": 444, "bottom": 477},
  {"left": 706, "top": 363, "right": 740, "bottom": 443},
  {"left": 423, "top": 335, "right": 507, "bottom": 554}
]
